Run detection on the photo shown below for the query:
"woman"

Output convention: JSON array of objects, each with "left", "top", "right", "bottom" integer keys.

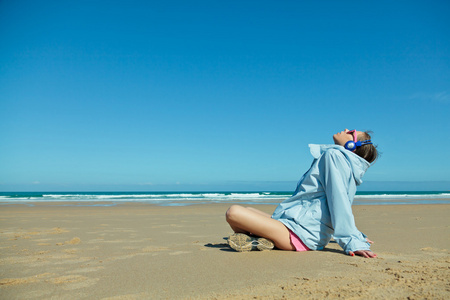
[{"left": 225, "top": 129, "right": 378, "bottom": 258}]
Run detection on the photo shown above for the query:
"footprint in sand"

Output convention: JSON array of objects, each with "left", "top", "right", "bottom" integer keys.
[
  {"left": 141, "top": 246, "right": 169, "bottom": 252},
  {"left": 420, "top": 247, "right": 448, "bottom": 253},
  {"left": 66, "top": 237, "right": 81, "bottom": 245},
  {"left": 67, "top": 266, "right": 105, "bottom": 274},
  {"left": 169, "top": 251, "right": 191, "bottom": 255},
  {"left": 101, "top": 292, "right": 149, "bottom": 300},
  {"left": 0, "top": 273, "right": 54, "bottom": 286},
  {"left": 56, "top": 237, "right": 81, "bottom": 246},
  {"left": 48, "top": 275, "right": 99, "bottom": 290},
  {"left": 50, "top": 227, "right": 70, "bottom": 234}
]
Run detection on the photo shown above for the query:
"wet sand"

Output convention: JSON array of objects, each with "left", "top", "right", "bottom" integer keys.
[{"left": 0, "top": 203, "right": 449, "bottom": 299}]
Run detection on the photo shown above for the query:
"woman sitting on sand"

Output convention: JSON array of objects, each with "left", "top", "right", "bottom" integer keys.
[{"left": 225, "top": 129, "right": 378, "bottom": 258}]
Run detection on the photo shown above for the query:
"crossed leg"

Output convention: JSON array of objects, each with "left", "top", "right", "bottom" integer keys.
[{"left": 225, "top": 205, "right": 295, "bottom": 251}]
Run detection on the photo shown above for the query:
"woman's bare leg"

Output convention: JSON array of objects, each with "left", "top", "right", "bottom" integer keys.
[
  {"left": 227, "top": 206, "right": 271, "bottom": 233},
  {"left": 225, "top": 205, "right": 295, "bottom": 251},
  {"left": 245, "top": 207, "right": 272, "bottom": 218}
]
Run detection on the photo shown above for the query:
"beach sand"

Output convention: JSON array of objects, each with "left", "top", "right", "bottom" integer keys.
[{"left": 0, "top": 203, "right": 449, "bottom": 299}]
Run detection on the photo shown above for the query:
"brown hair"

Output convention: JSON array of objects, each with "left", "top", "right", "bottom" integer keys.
[{"left": 354, "top": 131, "right": 378, "bottom": 163}]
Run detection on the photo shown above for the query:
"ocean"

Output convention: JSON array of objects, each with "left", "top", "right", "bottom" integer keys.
[{"left": 0, "top": 191, "right": 449, "bottom": 206}]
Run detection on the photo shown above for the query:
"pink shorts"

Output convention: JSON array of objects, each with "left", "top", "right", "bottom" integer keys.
[{"left": 289, "top": 229, "right": 310, "bottom": 252}]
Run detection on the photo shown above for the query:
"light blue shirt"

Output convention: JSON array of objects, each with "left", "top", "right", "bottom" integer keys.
[{"left": 272, "top": 144, "right": 371, "bottom": 254}]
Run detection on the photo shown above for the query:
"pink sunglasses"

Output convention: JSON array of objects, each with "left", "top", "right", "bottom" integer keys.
[
  {"left": 347, "top": 130, "right": 358, "bottom": 143},
  {"left": 345, "top": 130, "right": 372, "bottom": 152}
]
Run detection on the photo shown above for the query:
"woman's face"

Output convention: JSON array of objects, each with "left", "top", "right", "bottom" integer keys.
[{"left": 333, "top": 129, "right": 364, "bottom": 147}]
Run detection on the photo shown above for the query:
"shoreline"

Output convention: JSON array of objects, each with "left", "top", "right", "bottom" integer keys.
[
  {"left": 1, "top": 198, "right": 450, "bottom": 207},
  {"left": 2, "top": 191, "right": 450, "bottom": 207},
  {"left": 1, "top": 203, "right": 449, "bottom": 299}
]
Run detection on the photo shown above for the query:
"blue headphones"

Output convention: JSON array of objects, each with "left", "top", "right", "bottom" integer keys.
[{"left": 345, "top": 139, "right": 373, "bottom": 152}]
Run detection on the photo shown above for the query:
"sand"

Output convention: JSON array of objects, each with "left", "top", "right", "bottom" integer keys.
[{"left": 0, "top": 202, "right": 449, "bottom": 299}]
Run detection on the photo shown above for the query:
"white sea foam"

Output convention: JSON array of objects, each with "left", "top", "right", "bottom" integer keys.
[
  {"left": 230, "top": 193, "right": 263, "bottom": 198},
  {"left": 0, "top": 192, "right": 285, "bottom": 203},
  {"left": 1, "top": 192, "right": 449, "bottom": 206},
  {"left": 355, "top": 193, "right": 450, "bottom": 200}
]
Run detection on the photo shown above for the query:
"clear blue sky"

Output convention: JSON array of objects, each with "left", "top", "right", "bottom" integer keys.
[{"left": 1, "top": 1, "right": 449, "bottom": 192}]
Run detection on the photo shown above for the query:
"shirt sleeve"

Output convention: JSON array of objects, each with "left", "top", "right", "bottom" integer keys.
[{"left": 319, "top": 150, "right": 370, "bottom": 254}]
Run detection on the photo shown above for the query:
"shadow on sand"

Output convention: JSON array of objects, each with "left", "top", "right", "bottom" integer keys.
[{"left": 204, "top": 236, "right": 235, "bottom": 252}]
